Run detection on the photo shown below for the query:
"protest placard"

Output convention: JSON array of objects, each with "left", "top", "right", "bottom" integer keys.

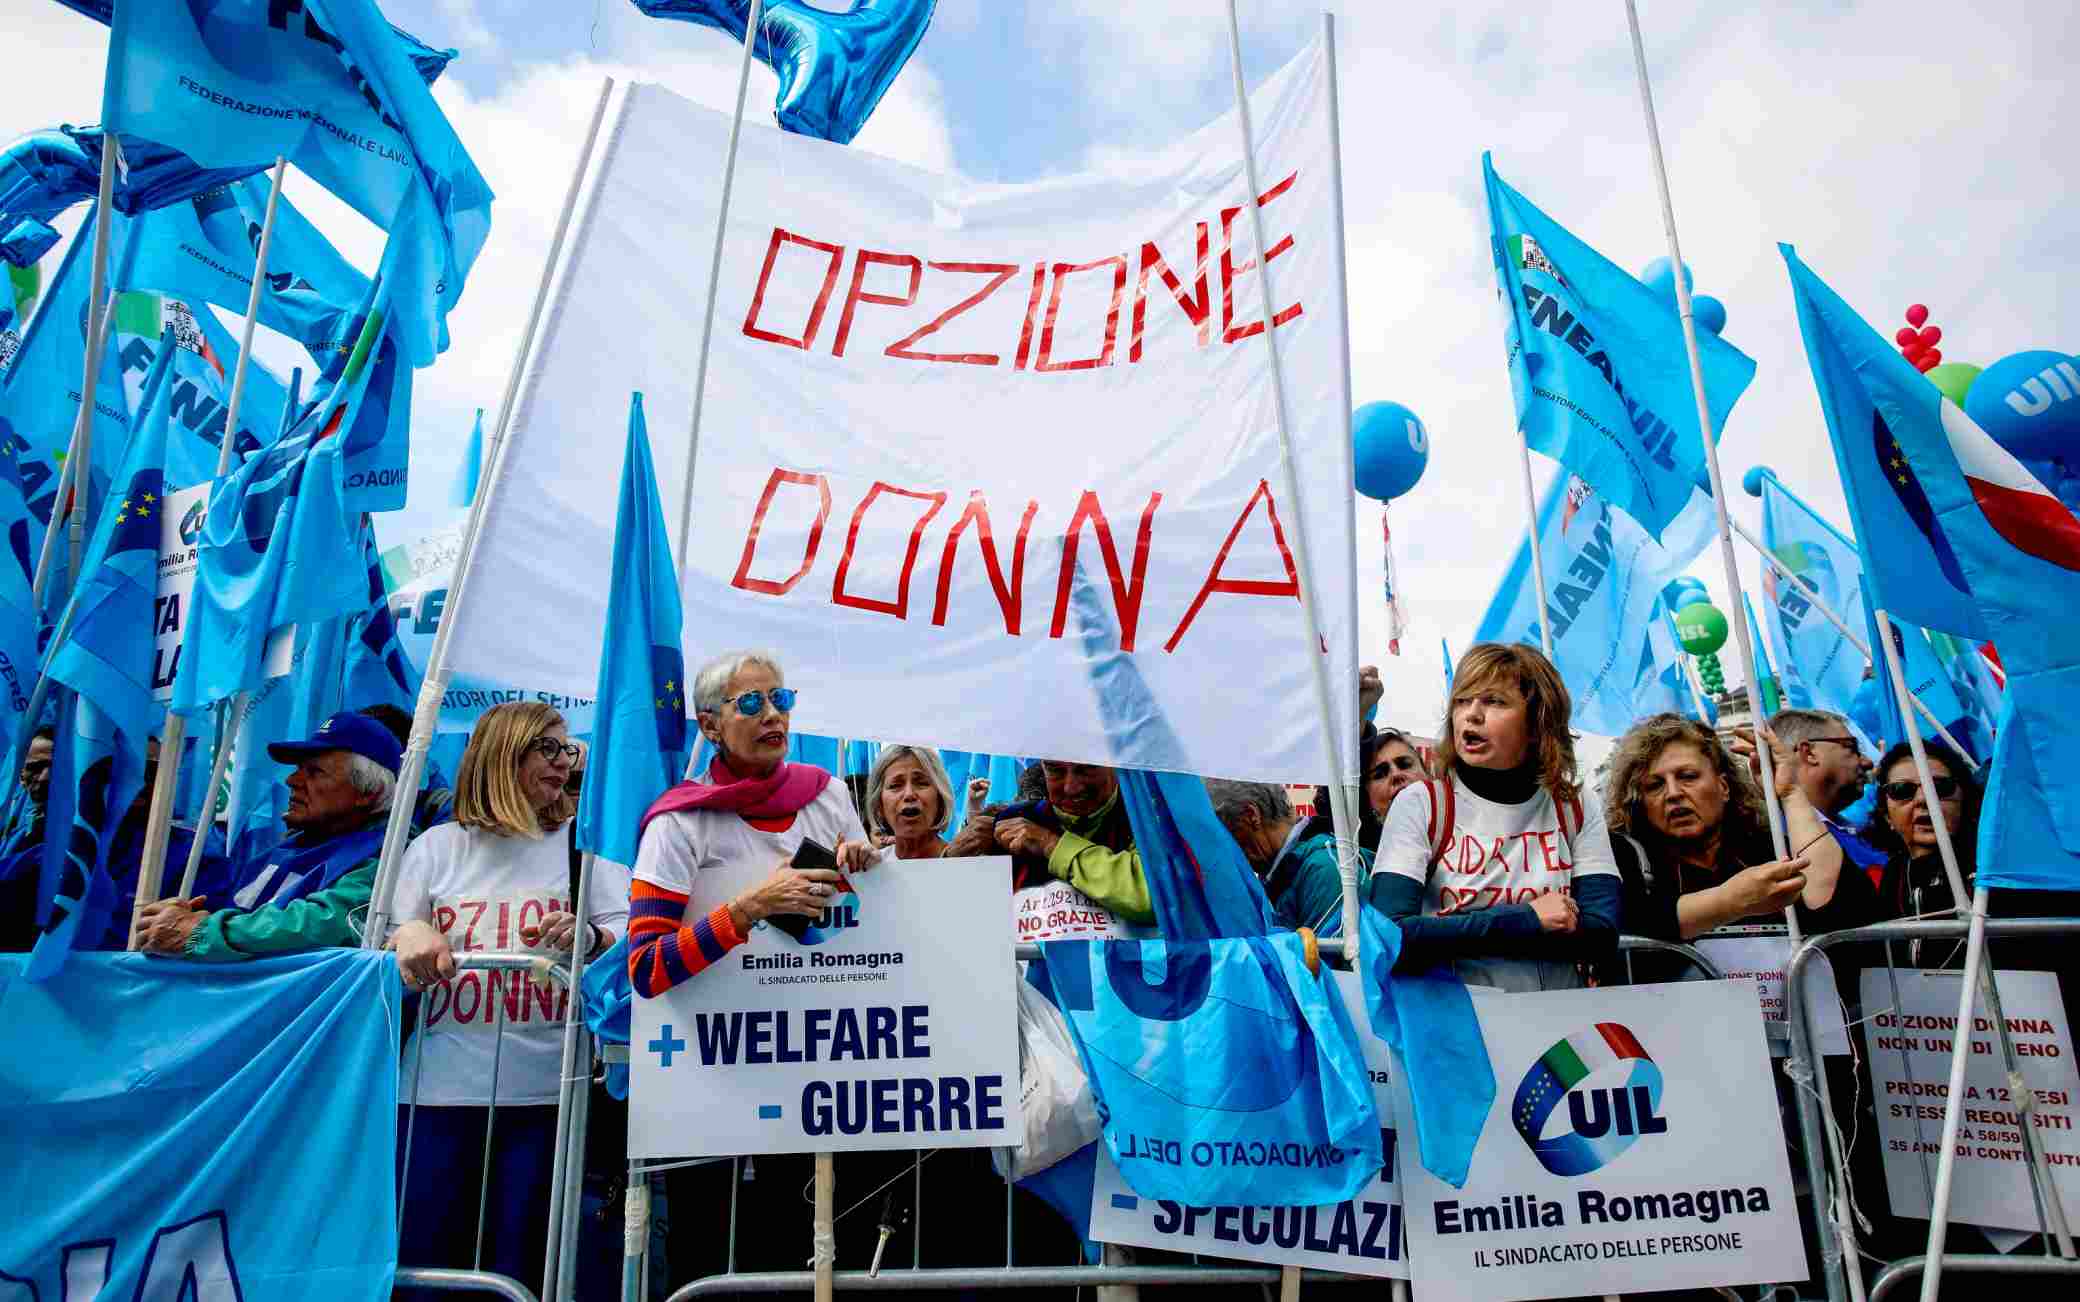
[
  {"left": 1860, "top": 967, "right": 2080, "bottom": 1232},
  {"left": 1695, "top": 932, "right": 1851, "bottom": 1056},
  {"left": 629, "top": 856, "right": 1019, "bottom": 1158},
  {"left": 1087, "top": 968, "right": 1408, "bottom": 1279},
  {"left": 1398, "top": 981, "right": 1806, "bottom": 1301}
]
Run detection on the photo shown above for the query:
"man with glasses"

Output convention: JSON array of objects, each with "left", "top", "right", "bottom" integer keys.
[
  {"left": 132, "top": 711, "right": 401, "bottom": 961},
  {"left": 1767, "top": 708, "right": 1886, "bottom": 882}
]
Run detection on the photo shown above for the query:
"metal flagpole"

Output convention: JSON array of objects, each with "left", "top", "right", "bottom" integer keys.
[
  {"left": 1731, "top": 516, "right": 1981, "bottom": 766},
  {"left": 672, "top": 0, "right": 766, "bottom": 568},
  {"left": 1620, "top": 2, "right": 1794, "bottom": 867},
  {"left": 544, "top": 845, "right": 599, "bottom": 1302},
  {"left": 68, "top": 144, "right": 117, "bottom": 590},
  {"left": 1515, "top": 439, "right": 1555, "bottom": 658},
  {"left": 1318, "top": 9, "right": 1365, "bottom": 962},
  {"left": 128, "top": 156, "right": 287, "bottom": 941},
  {"left": 365, "top": 80, "right": 617, "bottom": 945},
  {"left": 1873, "top": 610, "right": 2074, "bottom": 1301},
  {"left": 1221, "top": 2, "right": 1361, "bottom": 966}
]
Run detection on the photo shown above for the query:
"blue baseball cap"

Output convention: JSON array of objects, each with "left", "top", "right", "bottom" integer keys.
[{"left": 267, "top": 711, "right": 404, "bottom": 775}]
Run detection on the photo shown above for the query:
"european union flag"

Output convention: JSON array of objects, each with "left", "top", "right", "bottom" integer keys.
[
  {"left": 1484, "top": 154, "right": 1756, "bottom": 539},
  {"left": 577, "top": 393, "right": 687, "bottom": 866},
  {"left": 103, "top": 0, "right": 492, "bottom": 367}
]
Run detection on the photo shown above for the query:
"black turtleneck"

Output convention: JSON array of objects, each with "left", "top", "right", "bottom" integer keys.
[{"left": 1457, "top": 759, "right": 1539, "bottom": 805}]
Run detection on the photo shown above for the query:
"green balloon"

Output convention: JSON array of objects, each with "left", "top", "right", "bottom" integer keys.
[
  {"left": 1924, "top": 361, "right": 1982, "bottom": 406},
  {"left": 1674, "top": 600, "right": 1728, "bottom": 657}
]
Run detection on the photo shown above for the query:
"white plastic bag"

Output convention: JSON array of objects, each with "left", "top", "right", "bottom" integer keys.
[{"left": 992, "top": 972, "right": 1101, "bottom": 1181}]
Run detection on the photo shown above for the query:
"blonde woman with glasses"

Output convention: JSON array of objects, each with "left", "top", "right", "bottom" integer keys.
[{"left": 386, "top": 701, "right": 629, "bottom": 1297}]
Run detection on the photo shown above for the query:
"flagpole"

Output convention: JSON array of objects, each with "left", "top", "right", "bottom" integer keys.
[
  {"left": 366, "top": 79, "right": 618, "bottom": 947},
  {"left": 1223, "top": 3, "right": 1361, "bottom": 959},
  {"left": 1319, "top": 9, "right": 1365, "bottom": 960},
  {"left": 67, "top": 146, "right": 117, "bottom": 590},
  {"left": 1874, "top": 610, "right": 2075, "bottom": 1300},
  {"left": 1621, "top": 2, "right": 1794, "bottom": 868},
  {"left": 672, "top": 0, "right": 766, "bottom": 568},
  {"left": 1730, "top": 516, "right": 1981, "bottom": 766},
  {"left": 1514, "top": 438, "right": 1555, "bottom": 658},
  {"left": 27, "top": 305, "right": 114, "bottom": 611},
  {"left": 127, "top": 156, "right": 288, "bottom": 939}
]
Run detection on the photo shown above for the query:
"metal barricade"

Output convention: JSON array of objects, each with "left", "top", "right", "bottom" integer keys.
[{"left": 1782, "top": 917, "right": 2080, "bottom": 1302}]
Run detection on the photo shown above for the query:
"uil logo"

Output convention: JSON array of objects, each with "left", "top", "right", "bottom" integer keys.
[
  {"left": 1511, "top": 1023, "right": 1667, "bottom": 1177},
  {"left": 776, "top": 881, "right": 861, "bottom": 947},
  {"left": 179, "top": 499, "right": 207, "bottom": 548}
]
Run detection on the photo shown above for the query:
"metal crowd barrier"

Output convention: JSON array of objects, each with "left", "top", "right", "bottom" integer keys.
[{"left": 1782, "top": 916, "right": 2080, "bottom": 1302}]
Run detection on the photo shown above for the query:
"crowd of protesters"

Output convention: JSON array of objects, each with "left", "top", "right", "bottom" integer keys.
[{"left": 4, "top": 637, "right": 2075, "bottom": 1297}]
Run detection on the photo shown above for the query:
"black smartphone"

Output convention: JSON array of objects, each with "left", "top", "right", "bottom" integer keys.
[{"left": 769, "top": 838, "right": 841, "bottom": 941}]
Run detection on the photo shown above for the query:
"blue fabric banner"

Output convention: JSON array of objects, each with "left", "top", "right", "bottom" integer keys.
[
  {"left": 0, "top": 950, "right": 401, "bottom": 1299},
  {"left": 1756, "top": 470, "right": 1871, "bottom": 724},
  {"left": 1041, "top": 933, "right": 1382, "bottom": 1207}
]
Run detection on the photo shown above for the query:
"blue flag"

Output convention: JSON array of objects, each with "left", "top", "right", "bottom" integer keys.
[
  {"left": 106, "top": 285, "right": 293, "bottom": 486},
  {"left": 1484, "top": 154, "right": 1756, "bottom": 539},
  {"left": 1978, "top": 694, "right": 2080, "bottom": 891},
  {"left": 1042, "top": 931, "right": 1382, "bottom": 1207},
  {"left": 0, "top": 426, "right": 38, "bottom": 740},
  {"left": 103, "top": 0, "right": 492, "bottom": 367},
  {"left": 449, "top": 407, "right": 483, "bottom": 508},
  {"left": 1756, "top": 469, "right": 1871, "bottom": 724},
  {"left": 27, "top": 691, "right": 134, "bottom": 979},
  {"left": 0, "top": 949, "right": 400, "bottom": 1300},
  {"left": 1743, "top": 591, "right": 1782, "bottom": 718},
  {"left": 1358, "top": 907, "right": 1492, "bottom": 1188},
  {"left": 1856, "top": 574, "right": 1967, "bottom": 754},
  {"left": 1475, "top": 466, "right": 1714, "bottom": 735},
  {"left": 341, "top": 520, "right": 417, "bottom": 717},
  {"left": 577, "top": 393, "right": 686, "bottom": 866},
  {"left": 222, "top": 617, "right": 348, "bottom": 865}
]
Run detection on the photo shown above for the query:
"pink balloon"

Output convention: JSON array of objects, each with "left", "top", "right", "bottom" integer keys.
[
  {"left": 1916, "top": 349, "right": 1942, "bottom": 372},
  {"left": 1895, "top": 326, "right": 1918, "bottom": 347},
  {"left": 1903, "top": 343, "right": 1926, "bottom": 364},
  {"left": 1921, "top": 325, "right": 1943, "bottom": 347},
  {"left": 1906, "top": 304, "right": 1930, "bottom": 326}
]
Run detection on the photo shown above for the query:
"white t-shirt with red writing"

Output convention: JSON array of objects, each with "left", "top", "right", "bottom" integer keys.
[
  {"left": 389, "top": 821, "right": 631, "bottom": 1107},
  {"left": 1373, "top": 772, "right": 1617, "bottom": 993}
]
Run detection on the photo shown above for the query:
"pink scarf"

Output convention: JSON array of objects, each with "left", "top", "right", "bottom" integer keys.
[{"left": 639, "top": 755, "right": 832, "bottom": 836}]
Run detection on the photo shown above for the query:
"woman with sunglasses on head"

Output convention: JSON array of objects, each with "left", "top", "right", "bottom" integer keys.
[{"left": 384, "top": 702, "right": 631, "bottom": 1297}]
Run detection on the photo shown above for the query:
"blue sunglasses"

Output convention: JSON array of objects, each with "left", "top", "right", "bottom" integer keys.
[{"left": 725, "top": 688, "right": 798, "bottom": 717}]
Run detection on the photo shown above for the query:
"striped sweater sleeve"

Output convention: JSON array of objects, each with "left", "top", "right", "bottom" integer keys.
[{"left": 628, "top": 878, "right": 745, "bottom": 997}]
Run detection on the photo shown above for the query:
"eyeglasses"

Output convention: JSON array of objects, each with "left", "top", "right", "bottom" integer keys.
[
  {"left": 527, "top": 738, "right": 582, "bottom": 763},
  {"left": 1804, "top": 736, "right": 1863, "bottom": 755},
  {"left": 724, "top": 688, "right": 797, "bottom": 717},
  {"left": 1883, "top": 776, "right": 1959, "bottom": 803},
  {"left": 1369, "top": 757, "right": 1419, "bottom": 782}
]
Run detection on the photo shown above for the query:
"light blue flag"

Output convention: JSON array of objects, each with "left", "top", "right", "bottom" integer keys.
[
  {"left": 1979, "top": 694, "right": 2080, "bottom": 891},
  {"left": 1484, "top": 154, "right": 1757, "bottom": 538},
  {"left": 26, "top": 690, "right": 133, "bottom": 979},
  {"left": 449, "top": 406, "right": 483, "bottom": 508},
  {"left": 106, "top": 285, "right": 293, "bottom": 485},
  {"left": 321, "top": 281, "right": 415, "bottom": 512},
  {"left": 222, "top": 616, "right": 348, "bottom": 865},
  {"left": 169, "top": 348, "right": 369, "bottom": 713},
  {"left": 1756, "top": 469, "right": 1871, "bottom": 722},
  {"left": 1635, "top": 598, "right": 1694, "bottom": 720},
  {"left": 1042, "top": 931, "right": 1382, "bottom": 1207},
  {"left": 1475, "top": 465, "right": 1715, "bottom": 735},
  {"left": 341, "top": 520, "right": 416, "bottom": 716},
  {"left": 1359, "top": 906, "right": 1491, "bottom": 1188},
  {"left": 0, "top": 427, "right": 37, "bottom": 738},
  {"left": 1743, "top": 592, "right": 1782, "bottom": 718},
  {"left": 577, "top": 394, "right": 687, "bottom": 867},
  {"left": 103, "top": 0, "right": 493, "bottom": 368},
  {"left": 0, "top": 949, "right": 400, "bottom": 1299},
  {"left": 1856, "top": 574, "right": 1967, "bottom": 755}
]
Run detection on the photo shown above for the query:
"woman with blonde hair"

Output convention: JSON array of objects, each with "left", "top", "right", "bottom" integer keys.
[
  {"left": 1365, "top": 641, "right": 1619, "bottom": 992},
  {"left": 386, "top": 702, "right": 630, "bottom": 1296},
  {"left": 854, "top": 744, "right": 965, "bottom": 862}
]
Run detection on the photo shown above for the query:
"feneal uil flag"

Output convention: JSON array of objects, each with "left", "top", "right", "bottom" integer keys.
[
  {"left": 1756, "top": 470, "right": 1869, "bottom": 722},
  {"left": 452, "top": 42, "right": 1357, "bottom": 785}
]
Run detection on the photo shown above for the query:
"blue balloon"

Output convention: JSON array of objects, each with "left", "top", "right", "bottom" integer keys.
[
  {"left": 1692, "top": 294, "right": 1726, "bottom": 335},
  {"left": 1351, "top": 400, "right": 1429, "bottom": 500},
  {"left": 1662, "top": 577, "right": 1707, "bottom": 610},
  {"left": 1639, "top": 256, "right": 1694, "bottom": 303},
  {"left": 1964, "top": 349, "right": 2080, "bottom": 461},
  {"left": 1741, "top": 464, "right": 1774, "bottom": 498},
  {"left": 633, "top": 0, "right": 937, "bottom": 145}
]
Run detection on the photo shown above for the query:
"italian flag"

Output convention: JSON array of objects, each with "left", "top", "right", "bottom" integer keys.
[
  {"left": 1537, "top": 1022, "right": 1649, "bottom": 1090},
  {"left": 1938, "top": 398, "right": 2080, "bottom": 572}
]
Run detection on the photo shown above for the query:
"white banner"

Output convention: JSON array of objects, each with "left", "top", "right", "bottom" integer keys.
[
  {"left": 1013, "top": 879, "right": 1128, "bottom": 945},
  {"left": 1695, "top": 933, "right": 1851, "bottom": 1057},
  {"left": 1087, "top": 969, "right": 1408, "bottom": 1278},
  {"left": 1860, "top": 967, "right": 2080, "bottom": 1232},
  {"left": 1398, "top": 982, "right": 1806, "bottom": 1301},
  {"left": 628, "top": 856, "right": 1019, "bottom": 1158},
  {"left": 151, "top": 483, "right": 210, "bottom": 703},
  {"left": 451, "top": 40, "right": 1357, "bottom": 785}
]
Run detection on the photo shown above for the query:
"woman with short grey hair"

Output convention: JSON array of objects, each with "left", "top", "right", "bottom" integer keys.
[{"left": 1205, "top": 777, "right": 1345, "bottom": 939}]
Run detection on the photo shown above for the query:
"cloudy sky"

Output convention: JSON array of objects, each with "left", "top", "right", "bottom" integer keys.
[{"left": 11, "top": 0, "right": 2077, "bottom": 743}]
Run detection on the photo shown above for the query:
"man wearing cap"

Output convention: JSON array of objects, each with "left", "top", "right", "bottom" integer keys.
[{"left": 133, "top": 711, "right": 402, "bottom": 961}]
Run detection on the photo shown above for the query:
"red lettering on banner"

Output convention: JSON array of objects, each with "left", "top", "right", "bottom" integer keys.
[
  {"left": 886, "top": 262, "right": 1020, "bottom": 364},
  {"left": 833, "top": 249, "right": 923, "bottom": 358},
  {"left": 932, "top": 491, "right": 1038, "bottom": 634},
  {"left": 424, "top": 982, "right": 450, "bottom": 1026},
  {"left": 1130, "top": 224, "right": 1211, "bottom": 362},
  {"left": 742, "top": 228, "right": 846, "bottom": 349},
  {"left": 453, "top": 971, "right": 482, "bottom": 1023},
  {"left": 434, "top": 904, "right": 456, "bottom": 935},
  {"left": 732, "top": 469, "right": 834, "bottom": 596},
  {"left": 1049, "top": 491, "right": 1161, "bottom": 652},
  {"left": 832, "top": 482, "right": 950, "bottom": 617},
  {"left": 495, "top": 900, "right": 511, "bottom": 950},
  {"left": 1036, "top": 258, "right": 1129, "bottom": 372},
  {"left": 1012, "top": 263, "right": 1046, "bottom": 370},
  {"left": 1220, "top": 170, "right": 1303, "bottom": 343},
  {"left": 459, "top": 898, "right": 487, "bottom": 951},
  {"left": 518, "top": 897, "right": 546, "bottom": 941},
  {"left": 1163, "top": 478, "right": 1300, "bottom": 652}
]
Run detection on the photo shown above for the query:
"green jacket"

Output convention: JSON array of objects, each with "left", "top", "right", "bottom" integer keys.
[
  {"left": 181, "top": 860, "right": 378, "bottom": 963},
  {"left": 1045, "top": 792, "right": 1155, "bottom": 924}
]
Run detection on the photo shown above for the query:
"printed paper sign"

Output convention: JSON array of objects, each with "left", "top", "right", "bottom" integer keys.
[
  {"left": 1860, "top": 967, "right": 2080, "bottom": 1232},
  {"left": 1696, "top": 934, "right": 1851, "bottom": 1056},
  {"left": 1399, "top": 981, "right": 1806, "bottom": 1301},
  {"left": 630, "top": 856, "right": 1020, "bottom": 1158},
  {"left": 1088, "top": 968, "right": 1407, "bottom": 1278},
  {"left": 1014, "top": 879, "right": 1127, "bottom": 945},
  {"left": 152, "top": 483, "right": 210, "bottom": 703}
]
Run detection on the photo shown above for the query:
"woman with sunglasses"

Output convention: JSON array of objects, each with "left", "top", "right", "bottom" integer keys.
[{"left": 385, "top": 702, "right": 631, "bottom": 1297}]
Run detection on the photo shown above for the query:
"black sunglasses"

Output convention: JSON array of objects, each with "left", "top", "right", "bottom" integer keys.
[
  {"left": 1369, "top": 756, "right": 1419, "bottom": 782},
  {"left": 1883, "top": 776, "right": 1959, "bottom": 803}
]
